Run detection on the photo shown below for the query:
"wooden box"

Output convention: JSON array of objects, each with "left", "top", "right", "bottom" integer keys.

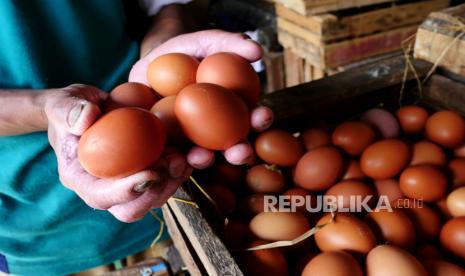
[
  {"left": 414, "top": 4, "right": 465, "bottom": 78},
  {"left": 162, "top": 55, "right": 465, "bottom": 275},
  {"left": 277, "top": 0, "right": 450, "bottom": 69},
  {"left": 274, "top": 0, "right": 400, "bottom": 15}
]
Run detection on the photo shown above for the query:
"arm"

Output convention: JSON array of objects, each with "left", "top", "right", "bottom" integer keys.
[
  {"left": 140, "top": 4, "right": 194, "bottom": 58},
  {"left": 0, "top": 90, "right": 48, "bottom": 136}
]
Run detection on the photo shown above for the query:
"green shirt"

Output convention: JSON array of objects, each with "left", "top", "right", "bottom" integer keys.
[{"left": 0, "top": 1, "right": 165, "bottom": 274}]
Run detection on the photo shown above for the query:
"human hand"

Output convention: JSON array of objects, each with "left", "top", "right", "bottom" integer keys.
[
  {"left": 129, "top": 30, "right": 274, "bottom": 168},
  {"left": 45, "top": 84, "right": 192, "bottom": 222}
]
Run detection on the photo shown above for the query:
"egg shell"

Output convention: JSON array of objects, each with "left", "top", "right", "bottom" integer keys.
[
  {"left": 224, "top": 220, "right": 250, "bottom": 249},
  {"left": 249, "top": 212, "right": 310, "bottom": 241},
  {"left": 361, "top": 108, "right": 400, "bottom": 138},
  {"left": 436, "top": 197, "right": 453, "bottom": 219},
  {"left": 426, "top": 110, "right": 465, "bottom": 149},
  {"left": 147, "top": 53, "right": 199, "bottom": 96},
  {"left": 410, "top": 141, "right": 447, "bottom": 167},
  {"left": 240, "top": 194, "right": 266, "bottom": 215},
  {"left": 415, "top": 244, "right": 443, "bottom": 260},
  {"left": 302, "top": 251, "right": 363, "bottom": 276},
  {"left": 332, "top": 121, "right": 376, "bottom": 156},
  {"left": 105, "top": 82, "right": 158, "bottom": 112},
  {"left": 294, "top": 146, "right": 344, "bottom": 191},
  {"left": 301, "top": 128, "right": 331, "bottom": 151},
  {"left": 150, "top": 95, "right": 186, "bottom": 145},
  {"left": 174, "top": 83, "right": 250, "bottom": 150},
  {"left": 196, "top": 52, "right": 260, "bottom": 108},
  {"left": 447, "top": 187, "right": 465, "bottom": 217},
  {"left": 78, "top": 108, "right": 166, "bottom": 178},
  {"left": 422, "top": 260, "right": 465, "bottom": 276},
  {"left": 395, "top": 199, "right": 441, "bottom": 240},
  {"left": 246, "top": 164, "right": 285, "bottom": 194},
  {"left": 454, "top": 144, "right": 465, "bottom": 157},
  {"left": 399, "top": 165, "right": 447, "bottom": 202},
  {"left": 366, "top": 245, "right": 427, "bottom": 276},
  {"left": 440, "top": 217, "right": 465, "bottom": 259},
  {"left": 315, "top": 213, "right": 376, "bottom": 255},
  {"left": 365, "top": 208, "right": 416, "bottom": 249},
  {"left": 325, "top": 180, "right": 376, "bottom": 209},
  {"left": 255, "top": 129, "right": 304, "bottom": 166},
  {"left": 211, "top": 162, "right": 246, "bottom": 188},
  {"left": 238, "top": 241, "right": 288, "bottom": 276},
  {"left": 204, "top": 184, "right": 236, "bottom": 215},
  {"left": 283, "top": 187, "right": 315, "bottom": 213},
  {"left": 342, "top": 160, "right": 367, "bottom": 181},
  {"left": 447, "top": 158, "right": 465, "bottom": 188},
  {"left": 396, "top": 105, "right": 429, "bottom": 134},
  {"left": 360, "top": 139, "right": 411, "bottom": 179},
  {"left": 374, "top": 179, "right": 404, "bottom": 204}
]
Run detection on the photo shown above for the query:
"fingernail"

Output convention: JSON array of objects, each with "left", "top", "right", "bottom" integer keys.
[
  {"left": 133, "top": 180, "right": 156, "bottom": 193},
  {"left": 68, "top": 104, "right": 85, "bottom": 127},
  {"left": 170, "top": 158, "right": 186, "bottom": 178}
]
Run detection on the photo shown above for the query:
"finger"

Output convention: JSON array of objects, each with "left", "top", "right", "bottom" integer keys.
[
  {"left": 108, "top": 166, "right": 192, "bottom": 223},
  {"left": 224, "top": 142, "right": 254, "bottom": 165},
  {"left": 187, "top": 146, "right": 215, "bottom": 169},
  {"left": 251, "top": 106, "right": 274, "bottom": 132}
]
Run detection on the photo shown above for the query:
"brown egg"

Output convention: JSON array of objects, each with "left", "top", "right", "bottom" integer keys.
[
  {"left": 147, "top": 53, "right": 199, "bottom": 96},
  {"left": 283, "top": 187, "right": 314, "bottom": 213},
  {"left": 325, "top": 180, "right": 375, "bottom": 208},
  {"left": 454, "top": 144, "right": 465, "bottom": 157},
  {"left": 426, "top": 111, "right": 465, "bottom": 149},
  {"left": 224, "top": 220, "right": 249, "bottom": 248},
  {"left": 150, "top": 96, "right": 186, "bottom": 144},
  {"left": 366, "top": 245, "right": 427, "bottom": 276},
  {"left": 105, "top": 82, "right": 158, "bottom": 113},
  {"left": 437, "top": 197, "right": 453, "bottom": 219},
  {"left": 294, "top": 147, "right": 344, "bottom": 191},
  {"left": 78, "top": 108, "right": 166, "bottom": 178},
  {"left": 332, "top": 121, "right": 376, "bottom": 156},
  {"left": 240, "top": 194, "right": 266, "bottom": 215},
  {"left": 394, "top": 199, "right": 441, "bottom": 240},
  {"left": 422, "top": 260, "right": 465, "bottom": 276},
  {"left": 360, "top": 139, "right": 411, "bottom": 179},
  {"left": 342, "top": 160, "right": 367, "bottom": 181},
  {"left": 302, "top": 251, "right": 363, "bottom": 276},
  {"left": 361, "top": 108, "right": 400, "bottom": 138},
  {"left": 447, "top": 158, "right": 465, "bottom": 188},
  {"left": 174, "top": 83, "right": 249, "bottom": 150},
  {"left": 204, "top": 184, "right": 236, "bottom": 215},
  {"left": 255, "top": 129, "right": 304, "bottom": 166},
  {"left": 301, "top": 128, "right": 331, "bottom": 151},
  {"left": 410, "top": 141, "right": 447, "bottom": 167},
  {"left": 415, "top": 244, "right": 443, "bottom": 260},
  {"left": 447, "top": 187, "right": 465, "bottom": 217},
  {"left": 315, "top": 213, "right": 376, "bottom": 255},
  {"left": 249, "top": 212, "right": 310, "bottom": 241},
  {"left": 396, "top": 105, "right": 429, "bottom": 134},
  {"left": 440, "top": 217, "right": 465, "bottom": 259},
  {"left": 399, "top": 165, "right": 447, "bottom": 202},
  {"left": 365, "top": 209, "right": 416, "bottom": 249},
  {"left": 374, "top": 179, "right": 404, "bottom": 204},
  {"left": 239, "top": 241, "right": 288, "bottom": 276},
  {"left": 246, "top": 164, "right": 285, "bottom": 193},
  {"left": 212, "top": 162, "right": 246, "bottom": 188},
  {"left": 292, "top": 253, "right": 316, "bottom": 276},
  {"left": 196, "top": 52, "right": 260, "bottom": 108}
]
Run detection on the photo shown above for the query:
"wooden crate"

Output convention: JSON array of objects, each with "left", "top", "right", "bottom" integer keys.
[
  {"left": 163, "top": 55, "right": 465, "bottom": 275},
  {"left": 414, "top": 4, "right": 465, "bottom": 78},
  {"left": 277, "top": 0, "right": 450, "bottom": 69},
  {"left": 274, "top": 0, "right": 400, "bottom": 15}
]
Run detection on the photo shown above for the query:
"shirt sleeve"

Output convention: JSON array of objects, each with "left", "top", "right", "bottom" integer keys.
[{"left": 138, "top": 0, "right": 193, "bottom": 16}]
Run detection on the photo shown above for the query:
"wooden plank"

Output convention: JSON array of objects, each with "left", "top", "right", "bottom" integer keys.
[
  {"left": 303, "top": 62, "right": 314, "bottom": 82},
  {"left": 260, "top": 56, "right": 433, "bottom": 126},
  {"left": 413, "top": 4, "right": 465, "bottom": 77},
  {"left": 162, "top": 206, "right": 203, "bottom": 276},
  {"left": 279, "top": 20, "right": 417, "bottom": 68},
  {"left": 263, "top": 50, "right": 286, "bottom": 93},
  {"left": 275, "top": 0, "right": 399, "bottom": 15},
  {"left": 276, "top": 0, "right": 449, "bottom": 42},
  {"left": 422, "top": 74, "right": 465, "bottom": 115},
  {"left": 166, "top": 188, "right": 243, "bottom": 276},
  {"left": 284, "top": 48, "right": 305, "bottom": 86}
]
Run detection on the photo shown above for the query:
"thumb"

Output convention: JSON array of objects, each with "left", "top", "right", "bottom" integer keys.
[{"left": 46, "top": 96, "right": 102, "bottom": 136}]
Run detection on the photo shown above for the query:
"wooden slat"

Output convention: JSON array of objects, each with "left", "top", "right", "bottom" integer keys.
[
  {"left": 166, "top": 188, "right": 243, "bottom": 276},
  {"left": 413, "top": 4, "right": 465, "bottom": 77},
  {"left": 284, "top": 49, "right": 306, "bottom": 86},
  {"left": 275, "top": 0, "right": 399, "bottom": 15},
  {"left": 263, "top": 51, "right": 286, "bottom": 93},
  {"left": 422, "top": 74, "right": 465, "bottom": 115},
  {"left": 276, "top": 0, "right": 449, "bottom": 42},
  {"left": 279, "top": 21, "right": 417, "bottom": 68},
  {"left": 162, "top": 205, "right": 203, "bottom": 276}
]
